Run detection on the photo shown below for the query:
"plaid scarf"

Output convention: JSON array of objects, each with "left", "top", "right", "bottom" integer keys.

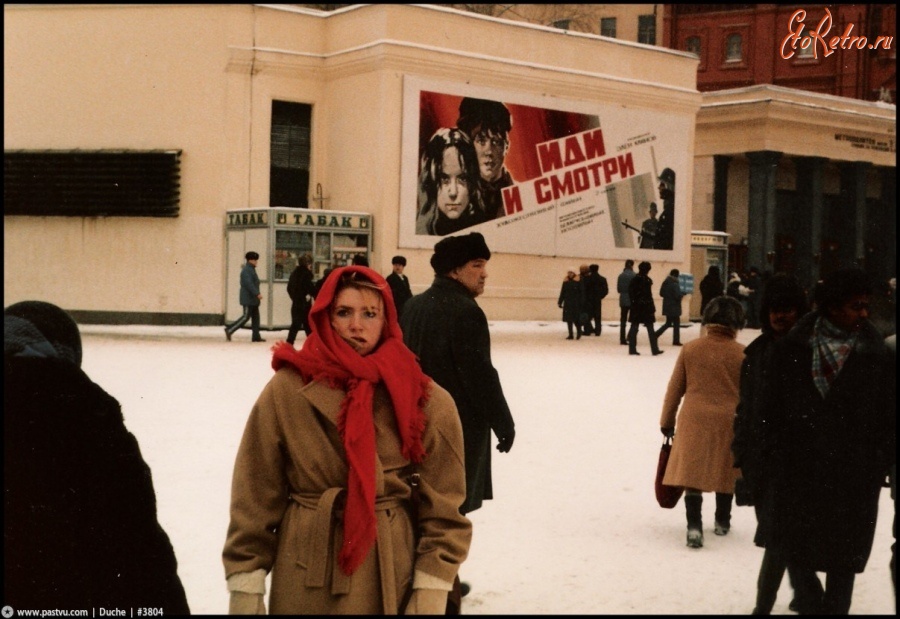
[
  {"left": 271, "top": 265, "right": 429, "bottom": 575},
  {"left": 811, "top": 315, "right": 857, "bottom": 398}
]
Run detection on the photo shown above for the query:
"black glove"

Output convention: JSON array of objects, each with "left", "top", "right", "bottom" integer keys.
[
  {"left": 496, "top": 430, "right": 515, "bottom": 453},
  {"left": 660, "top": 427, "right": 675, "bottom": 438}
]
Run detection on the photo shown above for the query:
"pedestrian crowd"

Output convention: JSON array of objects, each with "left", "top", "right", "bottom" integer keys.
[{"left": 6, "top": 242, "right": 894, "bottom": 616}]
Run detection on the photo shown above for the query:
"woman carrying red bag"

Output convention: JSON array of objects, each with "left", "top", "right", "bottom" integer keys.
[{"left": 659, "top": 296, "right": 746, "bottom": 549}]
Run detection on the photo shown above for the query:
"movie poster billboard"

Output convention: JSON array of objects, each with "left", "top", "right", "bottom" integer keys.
[{"left": 399, "top": 76, "right": 692, "bottom": 260}]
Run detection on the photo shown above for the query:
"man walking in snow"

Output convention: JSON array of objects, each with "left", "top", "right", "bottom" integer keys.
[{"left": 401, "top": 232, "right": 516, "bottom": 598}]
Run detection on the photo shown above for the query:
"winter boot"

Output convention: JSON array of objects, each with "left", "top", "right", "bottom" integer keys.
[
  {"left": 685, "top": 492, "right": 703, "bottom": 548},
  {"left": 714, "top": 492, "right": 733, "bottom": 535}
]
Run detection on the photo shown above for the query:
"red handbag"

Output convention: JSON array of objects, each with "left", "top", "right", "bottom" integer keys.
[{"left": 655, "top": 436, "right": 684, "bottom": 508}]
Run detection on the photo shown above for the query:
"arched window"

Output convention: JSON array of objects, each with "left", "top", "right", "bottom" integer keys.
[{"left": 725, "top": 33, "right": 742, "bottom": 62}]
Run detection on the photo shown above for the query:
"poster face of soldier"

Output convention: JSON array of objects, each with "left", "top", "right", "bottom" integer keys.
[{"left": 400, "top": 77, "right": 690, "bottom": 260}]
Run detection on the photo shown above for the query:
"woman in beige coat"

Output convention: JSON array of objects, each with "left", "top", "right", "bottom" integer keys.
[
  {"left": 659, "top": 296, "right": 745, "bottom": 549},
  {"left": 223, "top": 266, "right": 471, "bottom": 614}
]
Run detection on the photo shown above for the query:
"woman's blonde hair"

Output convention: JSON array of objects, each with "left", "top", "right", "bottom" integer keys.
[{"left": 333, "top": 270, "right": 385, "bottom": 296}]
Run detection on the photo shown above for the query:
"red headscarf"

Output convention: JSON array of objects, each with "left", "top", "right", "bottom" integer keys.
[{"left": 270, "top": 265, "right": 430, "bottom": 575}]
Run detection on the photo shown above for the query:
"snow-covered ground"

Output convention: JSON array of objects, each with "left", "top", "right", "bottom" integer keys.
[{"left": 78, "top": 320, "right": 896, "bottom": 615}]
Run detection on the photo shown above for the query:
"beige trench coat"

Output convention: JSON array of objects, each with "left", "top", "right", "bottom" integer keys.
[
  {"left": 659, "top": 327, "right": 745, "bottom": 493},
  {"left": 223, "top": 367, "right": 471, "bottom": 614}
]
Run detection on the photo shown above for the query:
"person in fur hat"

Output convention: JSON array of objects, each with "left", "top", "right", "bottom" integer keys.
[
  {"left": 757, "top": 268, "right": 895, "bottom": 614},
  {"left": 4, "top": 301, "right": 190, "bottom": 613},
  {"left": 401, "top": 232, "right": 516, "bottom": 599}
]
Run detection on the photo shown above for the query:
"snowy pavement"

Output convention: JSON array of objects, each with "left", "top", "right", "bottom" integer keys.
[{"left": 77, "top": 321, "right": 896, "bottom": 615}]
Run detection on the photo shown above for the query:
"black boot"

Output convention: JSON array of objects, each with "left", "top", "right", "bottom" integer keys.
[
  {"left": 714, "top": 492, "right": 733, "bottom": 535},
  {"left": 685, "top": 492, "right": 703, "bottom": 548}
]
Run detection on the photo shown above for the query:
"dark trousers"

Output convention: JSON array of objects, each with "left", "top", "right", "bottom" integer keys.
[
  {"left": 753, "top": 547, "right": 788, "bottom": 614},
  {"left": 753, "top": 550, "right": 828, "bottom": 615},
  {"left": 225, "top": 305, "right": 261, "bottom": 340},
  {"left": 654, "top": 314, "right": 681, "bottom": 345},
  {"left": 619, "top": 306, "right": 631, "bottom": 343},
  {"left": 588, "top": 302, "right": 602, "bottom": 335},
  {"left": 286, "top": 304, "right": 311, "bottom": 344},
  {"left": 566, "top": 321, "right": 581, "bottom": 339},
  {"left": 627, "top": 320, "right": 660, "bottom": 354}
]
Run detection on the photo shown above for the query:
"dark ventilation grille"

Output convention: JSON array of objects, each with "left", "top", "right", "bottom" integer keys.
[{"left": 4, "top": 150, "right": 182, "bottom": 217}]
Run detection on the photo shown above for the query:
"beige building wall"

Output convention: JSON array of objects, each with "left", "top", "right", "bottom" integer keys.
[
  {"left": 4, "top": 4, "right": 700, "bottom": 323},
  {"left": 691, "top": 84, "right": 894, "bottom": 277}
]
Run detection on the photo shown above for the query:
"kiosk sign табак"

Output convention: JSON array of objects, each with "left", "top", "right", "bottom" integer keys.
[{"left": 225, "top": 207, "right": 373, "bottom": 330}]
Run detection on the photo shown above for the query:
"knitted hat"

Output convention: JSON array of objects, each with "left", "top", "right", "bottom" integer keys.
[
  {"left": 392, "top": 255, "right": 407, "bottom": 266},
  {"left": 4, "top": 300, "right": 82, "bottom": 366},
  {"left": 430, "top": 232, "right": 491, "bottom": 275},
  {"left": 702, "top": 295, "right": 745, "bottom": 330}
]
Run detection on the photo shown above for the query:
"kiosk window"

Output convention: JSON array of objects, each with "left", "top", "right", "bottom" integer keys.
[{"left": 274, "top": 230, "right": 313, "bottom": 281}]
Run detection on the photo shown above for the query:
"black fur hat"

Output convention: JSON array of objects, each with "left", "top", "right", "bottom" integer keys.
[{"left": 431, "top": 233, "right": 491, "bottom": 275}]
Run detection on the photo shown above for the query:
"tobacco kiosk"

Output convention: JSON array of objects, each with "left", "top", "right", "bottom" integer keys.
[
  {"left": 688, "top": 230, "right": 729, "bottom": 321},
  {"left": 225, "top": 207, "right": 373, "bottom": 330}
]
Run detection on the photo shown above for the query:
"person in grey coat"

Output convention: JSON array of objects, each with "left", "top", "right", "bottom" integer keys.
[
  {"left": 401, "top": 232, "right": 516, "bottom": 518},
  {"left": 759, "top": 268, "right": 895, "bottom": 614},
  {"left": 655, "top": 268, "right": 685, "bottom": 346},
  {"left": 225, "top": 251, "right": 264, "bottom": 342},
  {"left": 617, "top": 259, "right": 637, "bottom": 345}
]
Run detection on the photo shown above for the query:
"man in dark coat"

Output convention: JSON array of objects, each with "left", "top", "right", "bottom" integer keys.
[
  {"left": 654, "top": 268, "right": 684, "bottom": 346},
  {"left": 759, "top": 268, "right": 895, "bottom": 615},
  {"left": 699, "top": 265, "right": 725, "bottom": 315},
  {"left": 731, "top": 274, "right": 823, "bottom": 614},
  {"left": 626, "top": 261, "right": 663, "bottom": 355},
  {"left": 385, "top": 255, "right": 413, "bottom": 320},
  {"left": 400, "top": 232, "right": 516, "bottom": 517},
  {"left": 4, "top": 301, "right": 190, "bottom": 613},
  {"left": 286, "top": 254, "right": 315, "bottom": 345},
  {"left": 581, "top": 264, "right": 609, "bottom": 336},
  {"left": 617, "top": 259, "right": 637, "bottom": 345}
]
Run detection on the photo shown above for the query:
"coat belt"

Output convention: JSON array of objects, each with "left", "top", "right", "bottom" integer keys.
[{"left": 290, "top": 488, "right": 406, "bottom": 613}]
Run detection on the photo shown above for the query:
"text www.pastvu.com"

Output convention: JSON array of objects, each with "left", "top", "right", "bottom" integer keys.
[{"left": 2, "top": 607, "right": 123, "bottom": 618}]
